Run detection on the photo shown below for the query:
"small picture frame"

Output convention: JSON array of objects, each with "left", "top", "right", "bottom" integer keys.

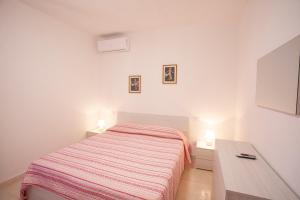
[
  {"left": 128, "top": 75, "right": 141, "bottom": 93},
  {"left": 162, "top": 64, "right": 177, "bottom": 84}
]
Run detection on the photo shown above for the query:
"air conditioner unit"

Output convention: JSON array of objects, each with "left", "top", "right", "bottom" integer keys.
[{"left": 97, "top": 37, "right": 129, "bottom": 53}]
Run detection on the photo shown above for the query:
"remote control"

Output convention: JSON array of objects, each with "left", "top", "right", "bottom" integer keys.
[{"left": 236, "top": 153, "right": 257, "bottom": 160}]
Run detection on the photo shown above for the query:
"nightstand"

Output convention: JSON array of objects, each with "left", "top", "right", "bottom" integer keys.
[
  {"left": 86, "top": 128, "right": 105, "bottom": 138},
  {"left": 191, "top": 140, "right": 214, "bottom": 171}
]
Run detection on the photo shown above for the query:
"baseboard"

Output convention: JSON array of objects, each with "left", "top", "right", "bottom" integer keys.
[{"left": 0, "top": 173, "right": 24, "bottom": 187}]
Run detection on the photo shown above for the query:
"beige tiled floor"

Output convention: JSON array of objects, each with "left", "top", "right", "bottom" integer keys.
[
  {"left": 0, "top": 167, "right": 212, "bottom": 200},
  {"left": 0, "top": 176, "right": 23, "bottom": 200},
  {"left": 176, "top": 167, "right": 212, "bottom": 200}
]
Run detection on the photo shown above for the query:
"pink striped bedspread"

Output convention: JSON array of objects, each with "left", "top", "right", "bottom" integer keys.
[{"left": 21, "top": 123, "right": 191, "bottom": 200}]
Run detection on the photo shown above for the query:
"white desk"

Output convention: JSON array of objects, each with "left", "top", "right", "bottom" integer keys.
[{"left": 213, "top": 139, "right": 299, "bottom": 200}]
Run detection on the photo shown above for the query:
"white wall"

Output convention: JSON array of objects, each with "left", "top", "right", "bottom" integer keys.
[
  {"left": 0, "top": 0, "right": 240, "bottom": 183},
  {"left": 96, "top": 22, "right": 239, "bottom": 141},
  {"left": 3, "top": 1, "right": 299, "bottom": 196},
  {"left": 235, "top": 0, "right": 300, "bottom": 196},
  {"left": 0, "top": 0, "right": 101, "bottom": 182}
]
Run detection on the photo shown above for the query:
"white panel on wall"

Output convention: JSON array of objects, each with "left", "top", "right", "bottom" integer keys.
[{"left": 256, "top": 34, "right": 300, "bottom": 115}]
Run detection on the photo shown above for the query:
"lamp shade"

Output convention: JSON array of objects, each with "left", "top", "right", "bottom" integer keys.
[
  {"left": 204, "top": 129, "right": 215, "bottom": 146},
  {"left": 97, "top": 119, "right": 105, "bottom": 130}
]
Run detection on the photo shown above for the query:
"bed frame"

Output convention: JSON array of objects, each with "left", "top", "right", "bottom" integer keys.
[
  {"left": 27, "top": 111, "right": 189, "bottom": 200},
  {"left": 116, "top": 111, "right": 189, "bottom": 133}
]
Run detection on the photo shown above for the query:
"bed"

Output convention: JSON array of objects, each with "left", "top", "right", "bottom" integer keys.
[{"left": 20, "top": 112, "right": 191, "bottom": 200}]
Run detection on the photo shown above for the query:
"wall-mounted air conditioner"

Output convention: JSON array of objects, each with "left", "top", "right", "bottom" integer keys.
[{"left": 97, "top": 37, "right": 129, "bottom": 53}]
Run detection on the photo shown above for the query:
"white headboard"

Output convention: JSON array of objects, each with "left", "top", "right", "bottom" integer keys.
[{"left": 116, "top": 112, "right": 189, "bottom": 133}]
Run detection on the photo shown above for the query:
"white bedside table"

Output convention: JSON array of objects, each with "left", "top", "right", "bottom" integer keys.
[
  {"left": 86, "top": 128, "right": 105, "bottom": 138},
  {"left": 191, "top": 140, "right": 215, "bottom": 171}
]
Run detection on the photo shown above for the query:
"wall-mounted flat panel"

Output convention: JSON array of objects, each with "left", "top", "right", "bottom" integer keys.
[
  {"left": 256, "top": 35, "right": 300, "bottom": 115},
  {"left": 298, "top": 74, "right": 300, "bottom": 115}
]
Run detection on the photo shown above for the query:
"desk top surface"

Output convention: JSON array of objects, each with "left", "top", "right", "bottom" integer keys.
[{"left": 216, "top": 139, "right": 299, "bottom": 200}]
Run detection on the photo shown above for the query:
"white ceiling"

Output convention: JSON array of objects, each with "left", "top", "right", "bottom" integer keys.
[{"left": 21, "top": 0, "right": 246, "bottom": 35}]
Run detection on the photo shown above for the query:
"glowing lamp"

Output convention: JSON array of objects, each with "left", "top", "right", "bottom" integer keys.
[
  {"left": 97, "top": 119, "right": 105, "bottom": 130},
  {"left": 204, "top": 129, "right": 215, "bottom": 146}
]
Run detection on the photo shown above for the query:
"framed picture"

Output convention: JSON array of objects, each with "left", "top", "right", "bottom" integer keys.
[
  {"left": 162, "top": 64, "right": 177, "bottom": 84},
  {"left": 128, "top": 75, "right": 141, "bottom": 93}
]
